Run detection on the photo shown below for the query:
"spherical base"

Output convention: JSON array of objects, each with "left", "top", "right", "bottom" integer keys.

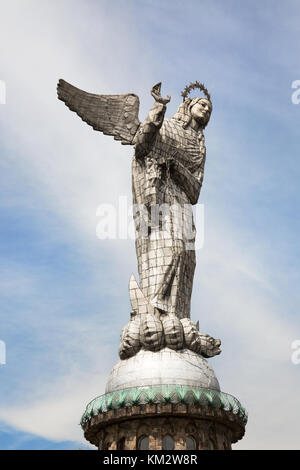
[{"left": 106, "top": 348, "right": 220, "bottom": 393}]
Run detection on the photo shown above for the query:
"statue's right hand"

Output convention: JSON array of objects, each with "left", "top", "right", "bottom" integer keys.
[{"left": 151, "top": 82, "right": 171, "bottom": 105}]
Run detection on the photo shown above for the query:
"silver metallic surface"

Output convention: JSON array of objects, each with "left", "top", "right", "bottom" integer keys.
[
  {"left": 57, "top": 80, "right": 220, "bottom": 360},
  {"left": 105, "top": 347, "right": 220, "bottom": 393}
]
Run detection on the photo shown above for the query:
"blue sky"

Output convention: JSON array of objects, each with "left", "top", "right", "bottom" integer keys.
[{"left": 0, "top": 0, "right": 300, "bottom": 449}]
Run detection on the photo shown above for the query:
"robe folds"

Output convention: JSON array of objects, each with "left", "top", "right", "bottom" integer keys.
[{"left": 132, "top": 102, "right": 205, "bottom": 319}]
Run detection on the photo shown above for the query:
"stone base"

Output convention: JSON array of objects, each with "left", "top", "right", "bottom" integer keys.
[{"left": 83, "top": 402, "right": 245, "bottom": 450}]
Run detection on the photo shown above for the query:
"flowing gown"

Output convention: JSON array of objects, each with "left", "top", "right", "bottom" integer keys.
[{"left": 132, "top": 102, "right": 206, "bottom": 319}]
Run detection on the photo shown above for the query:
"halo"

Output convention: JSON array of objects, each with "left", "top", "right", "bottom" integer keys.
[{"left": 181, "top": 81, "right": 211, "bottom": 103}]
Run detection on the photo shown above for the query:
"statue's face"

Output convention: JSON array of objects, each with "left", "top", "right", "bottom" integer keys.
[{"left": 190, "top": 98, "right": 212, "bottom": 126}]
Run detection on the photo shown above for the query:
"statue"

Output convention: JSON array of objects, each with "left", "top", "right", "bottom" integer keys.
[{"left": 57, "top": 79, "right": 221, "bottom": 360}]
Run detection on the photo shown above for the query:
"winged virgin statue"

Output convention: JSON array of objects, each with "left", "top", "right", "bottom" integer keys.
[{"left": 57, "top": 79, "right": 221, "bottom": 359}]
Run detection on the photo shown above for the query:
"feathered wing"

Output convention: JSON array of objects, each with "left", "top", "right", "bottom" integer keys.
[{"left": 57, "top": 79, "right": 141, "bottom": 145}]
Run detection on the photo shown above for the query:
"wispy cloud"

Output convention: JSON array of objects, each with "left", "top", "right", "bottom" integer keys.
[{"left": 0, "top": 0, "right": 299, "bottom": 450}]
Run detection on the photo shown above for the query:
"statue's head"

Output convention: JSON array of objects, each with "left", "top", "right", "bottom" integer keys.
[
  {"left": 190, "top": 98, "right": 212, "bottom": 126},
  {"left": 175, "top": 81, "right": 212, "bottom": 130},
  {"left": 173, "top": 97, "right": 212, "bottom": 129}
]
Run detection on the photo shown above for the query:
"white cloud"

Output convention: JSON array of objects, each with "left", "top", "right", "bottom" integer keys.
[
  {"left": 194, "top": 213, "right": 300, "bottom": 449},
  {"left": 0, "top": 0, "right": 299, "bottom": 450},
  {"left": 0, "top": 367, "right": 107, "bottom": 445}
]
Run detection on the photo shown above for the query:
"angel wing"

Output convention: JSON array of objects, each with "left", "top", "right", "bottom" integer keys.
[{"left": 57, "top": 79, "right": 141, "bottom": 145}]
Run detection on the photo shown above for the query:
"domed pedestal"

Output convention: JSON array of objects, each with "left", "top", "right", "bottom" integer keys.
[
  {"left": 106, "top": 348, "right": 220, "bottom": 392},
  {"left": 81, "top": 348, "right": 247, "bottom": 450}
]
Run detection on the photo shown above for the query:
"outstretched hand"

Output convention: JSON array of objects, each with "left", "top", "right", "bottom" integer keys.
[{"left": 151, "top": 82, "right": 171, "bottom": 105}]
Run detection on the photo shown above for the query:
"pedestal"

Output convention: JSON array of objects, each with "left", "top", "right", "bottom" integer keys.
[{"left": 81, "top": 348, "right": 247, "bottom": 450}]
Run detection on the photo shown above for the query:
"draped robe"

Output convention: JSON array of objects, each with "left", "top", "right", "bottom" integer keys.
[{"left": 132, "top": 102, "right": 206, "bottom": 319}]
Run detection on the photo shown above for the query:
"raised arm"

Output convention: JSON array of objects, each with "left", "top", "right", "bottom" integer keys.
[{"left": 134, "top": 82, "right": 170, "bottom": 158}]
